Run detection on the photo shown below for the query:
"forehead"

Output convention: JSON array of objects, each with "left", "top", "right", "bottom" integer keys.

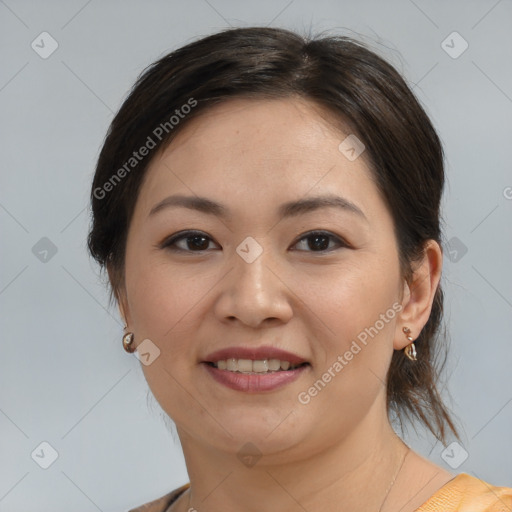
[
  {"left": 133, "top": 97, "right": 387, "bottom": 228},
  {"left": 146, "top": 97, "right": 370, "bottom": 182},
  {"left": 163, "top": 96, "right": 356, "bottom": 159}
]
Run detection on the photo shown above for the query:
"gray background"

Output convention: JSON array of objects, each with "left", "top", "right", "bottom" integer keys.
[{"left": 1, "top": 0, "right": 511, "bottom": 510}]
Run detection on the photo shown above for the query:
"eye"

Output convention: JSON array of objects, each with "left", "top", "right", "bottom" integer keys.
[
  {"left": 291, "top": 231, "right": 348, "bottom": 253},
  {"left": 159, "top": 230, "right": 348, "bottom": 254},
  {"left": 159, "top": 230, "right": 219, "bottom": 253}
]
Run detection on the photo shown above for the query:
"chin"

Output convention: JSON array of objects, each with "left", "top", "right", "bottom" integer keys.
[{"left": 218, "top": 411, "right": 307, "bottom": 446}]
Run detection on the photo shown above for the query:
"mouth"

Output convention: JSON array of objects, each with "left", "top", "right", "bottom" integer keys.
[
  {"left": 200, "top": 346, "right": 311, "bottom": 392},
  {"left": 202, "top": 345, "right": 310, "bottom": 371},
  {"left": 204, "top": 359, "right": 310, "bottom": 374},
  {"left": 201, "top": 361, "right": 310, "bottom": 392}
]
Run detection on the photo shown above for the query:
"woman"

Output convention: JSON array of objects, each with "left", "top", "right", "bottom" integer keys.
[{"left": 87, "top": 27, "right": 512, "bottom": 512}]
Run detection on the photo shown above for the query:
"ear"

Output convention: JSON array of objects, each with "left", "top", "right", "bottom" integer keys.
[
  {"left": 107, "top": 263, "right": 131, "bottom": 327},
  {"left": 394, "top": 240, "right": 443, "bottom": 350}
]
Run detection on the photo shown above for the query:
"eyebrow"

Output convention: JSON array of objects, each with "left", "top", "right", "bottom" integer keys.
[{"left": 148, "top": 194, "right": 368, "bottom": 222}]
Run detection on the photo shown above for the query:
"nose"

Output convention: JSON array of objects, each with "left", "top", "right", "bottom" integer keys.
[{"left": 213, "top": 242, "right": 294, "bottom": 329}]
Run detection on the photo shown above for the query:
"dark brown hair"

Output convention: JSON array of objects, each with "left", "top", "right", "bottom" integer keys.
[{"left": 87, "top": 26, "right": 460, "bottom": 444}]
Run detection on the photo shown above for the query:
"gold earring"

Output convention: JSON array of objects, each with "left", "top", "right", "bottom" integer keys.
[
  {"left": 402, "top": 327, "right": 417, "bottom": 361},
  {"left": 122, "top": 330, "right": 136, "bottom": 353}
]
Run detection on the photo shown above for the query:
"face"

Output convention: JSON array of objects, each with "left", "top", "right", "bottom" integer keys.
[{"left": 120, "top": 97, "right": 406, "bottom": 461}]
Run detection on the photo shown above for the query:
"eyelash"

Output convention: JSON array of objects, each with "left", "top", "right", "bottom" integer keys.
[{"left": 158, "top": 230, "right": 349, "bottom": 254}]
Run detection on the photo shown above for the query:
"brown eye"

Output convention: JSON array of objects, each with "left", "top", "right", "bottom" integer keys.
[
  {"left": 292, "top": 231, "right": 347, "bottom": 253},
  {"left": 160, "top": 231, "right": 219, "bottom": 252},
  {"left": 159, "top": 230, "right": 347, "bottom": 254}
]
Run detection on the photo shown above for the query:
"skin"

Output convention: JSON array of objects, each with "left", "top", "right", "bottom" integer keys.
[{"left": 115, "top": 97, "right": 454, "bottom": 512}]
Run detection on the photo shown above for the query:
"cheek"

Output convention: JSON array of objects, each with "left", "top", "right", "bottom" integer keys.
[
  {"left": 297, "top": 271, "right": 398, "bottom": 430},
  {"left": 125, "top": 256, "right": 222, "bottom": 393},
  {"left": 126, "top": 259, "right": 211, "bottom": 418},
  {"left": 126, "top": 255, "right": 208, "bottom": 336},
  {"left": 294, "top": 258, "right": 400, "bottom": 377},
  {"left": 297, "top": 256, "right": 398, "bottom": 326}
]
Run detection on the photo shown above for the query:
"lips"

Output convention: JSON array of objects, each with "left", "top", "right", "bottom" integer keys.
[
  {"left": 203, "top": 345, "right": 308, "bottom": 366},
  {"left": 202, "top": 362, "right": 309, "bottom": 392}
]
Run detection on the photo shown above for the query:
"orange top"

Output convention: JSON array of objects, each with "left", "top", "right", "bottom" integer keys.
[
  {"left": 417, "top": 473, "right": 512, "bottom": 511},
  {"left": 128, "top": 474, "right": 512, "bottom": 512}
]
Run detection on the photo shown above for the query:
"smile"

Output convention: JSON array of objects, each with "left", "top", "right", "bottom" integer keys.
[{"left": 201, "top": 360, "right": 311, "bottom": 392}]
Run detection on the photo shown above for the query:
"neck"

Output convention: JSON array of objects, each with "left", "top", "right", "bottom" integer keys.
[{"left": 175, "top": 399, "right": 409, "bottom": 512}]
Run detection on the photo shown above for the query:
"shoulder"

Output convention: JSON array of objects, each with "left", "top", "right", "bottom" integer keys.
[
  {"left": 417, "top": 473, "right": 512, "bottom": 512},
  {"left": 127, "top": 483, "right": 190, "bottom": 512}
]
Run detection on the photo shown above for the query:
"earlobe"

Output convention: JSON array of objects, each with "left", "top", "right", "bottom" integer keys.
[
  {"left": 118, "top": 300, "right": 129, "bottom": 327},
  {"left": 107, "top": 263, "right": 131, "bottom": 327},
  {"left": 117, "top": 290, "right": 131, "bottom": 327},
  {"left": 393, "top": 240, "right": 443, "bottom": 351}
]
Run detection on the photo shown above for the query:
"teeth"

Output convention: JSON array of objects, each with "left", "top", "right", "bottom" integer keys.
[
  {"left": 268, "top": 359, "right": 281, "bottom": 371},
  {"left": 252, "top": 359, "right": 268, "bottom": 372},
  {"left": 238, "top": 359, "right": 253, "bottom": 372},
  {"left": 211, "top": 358, "right": 304, "bottom": 373}
]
